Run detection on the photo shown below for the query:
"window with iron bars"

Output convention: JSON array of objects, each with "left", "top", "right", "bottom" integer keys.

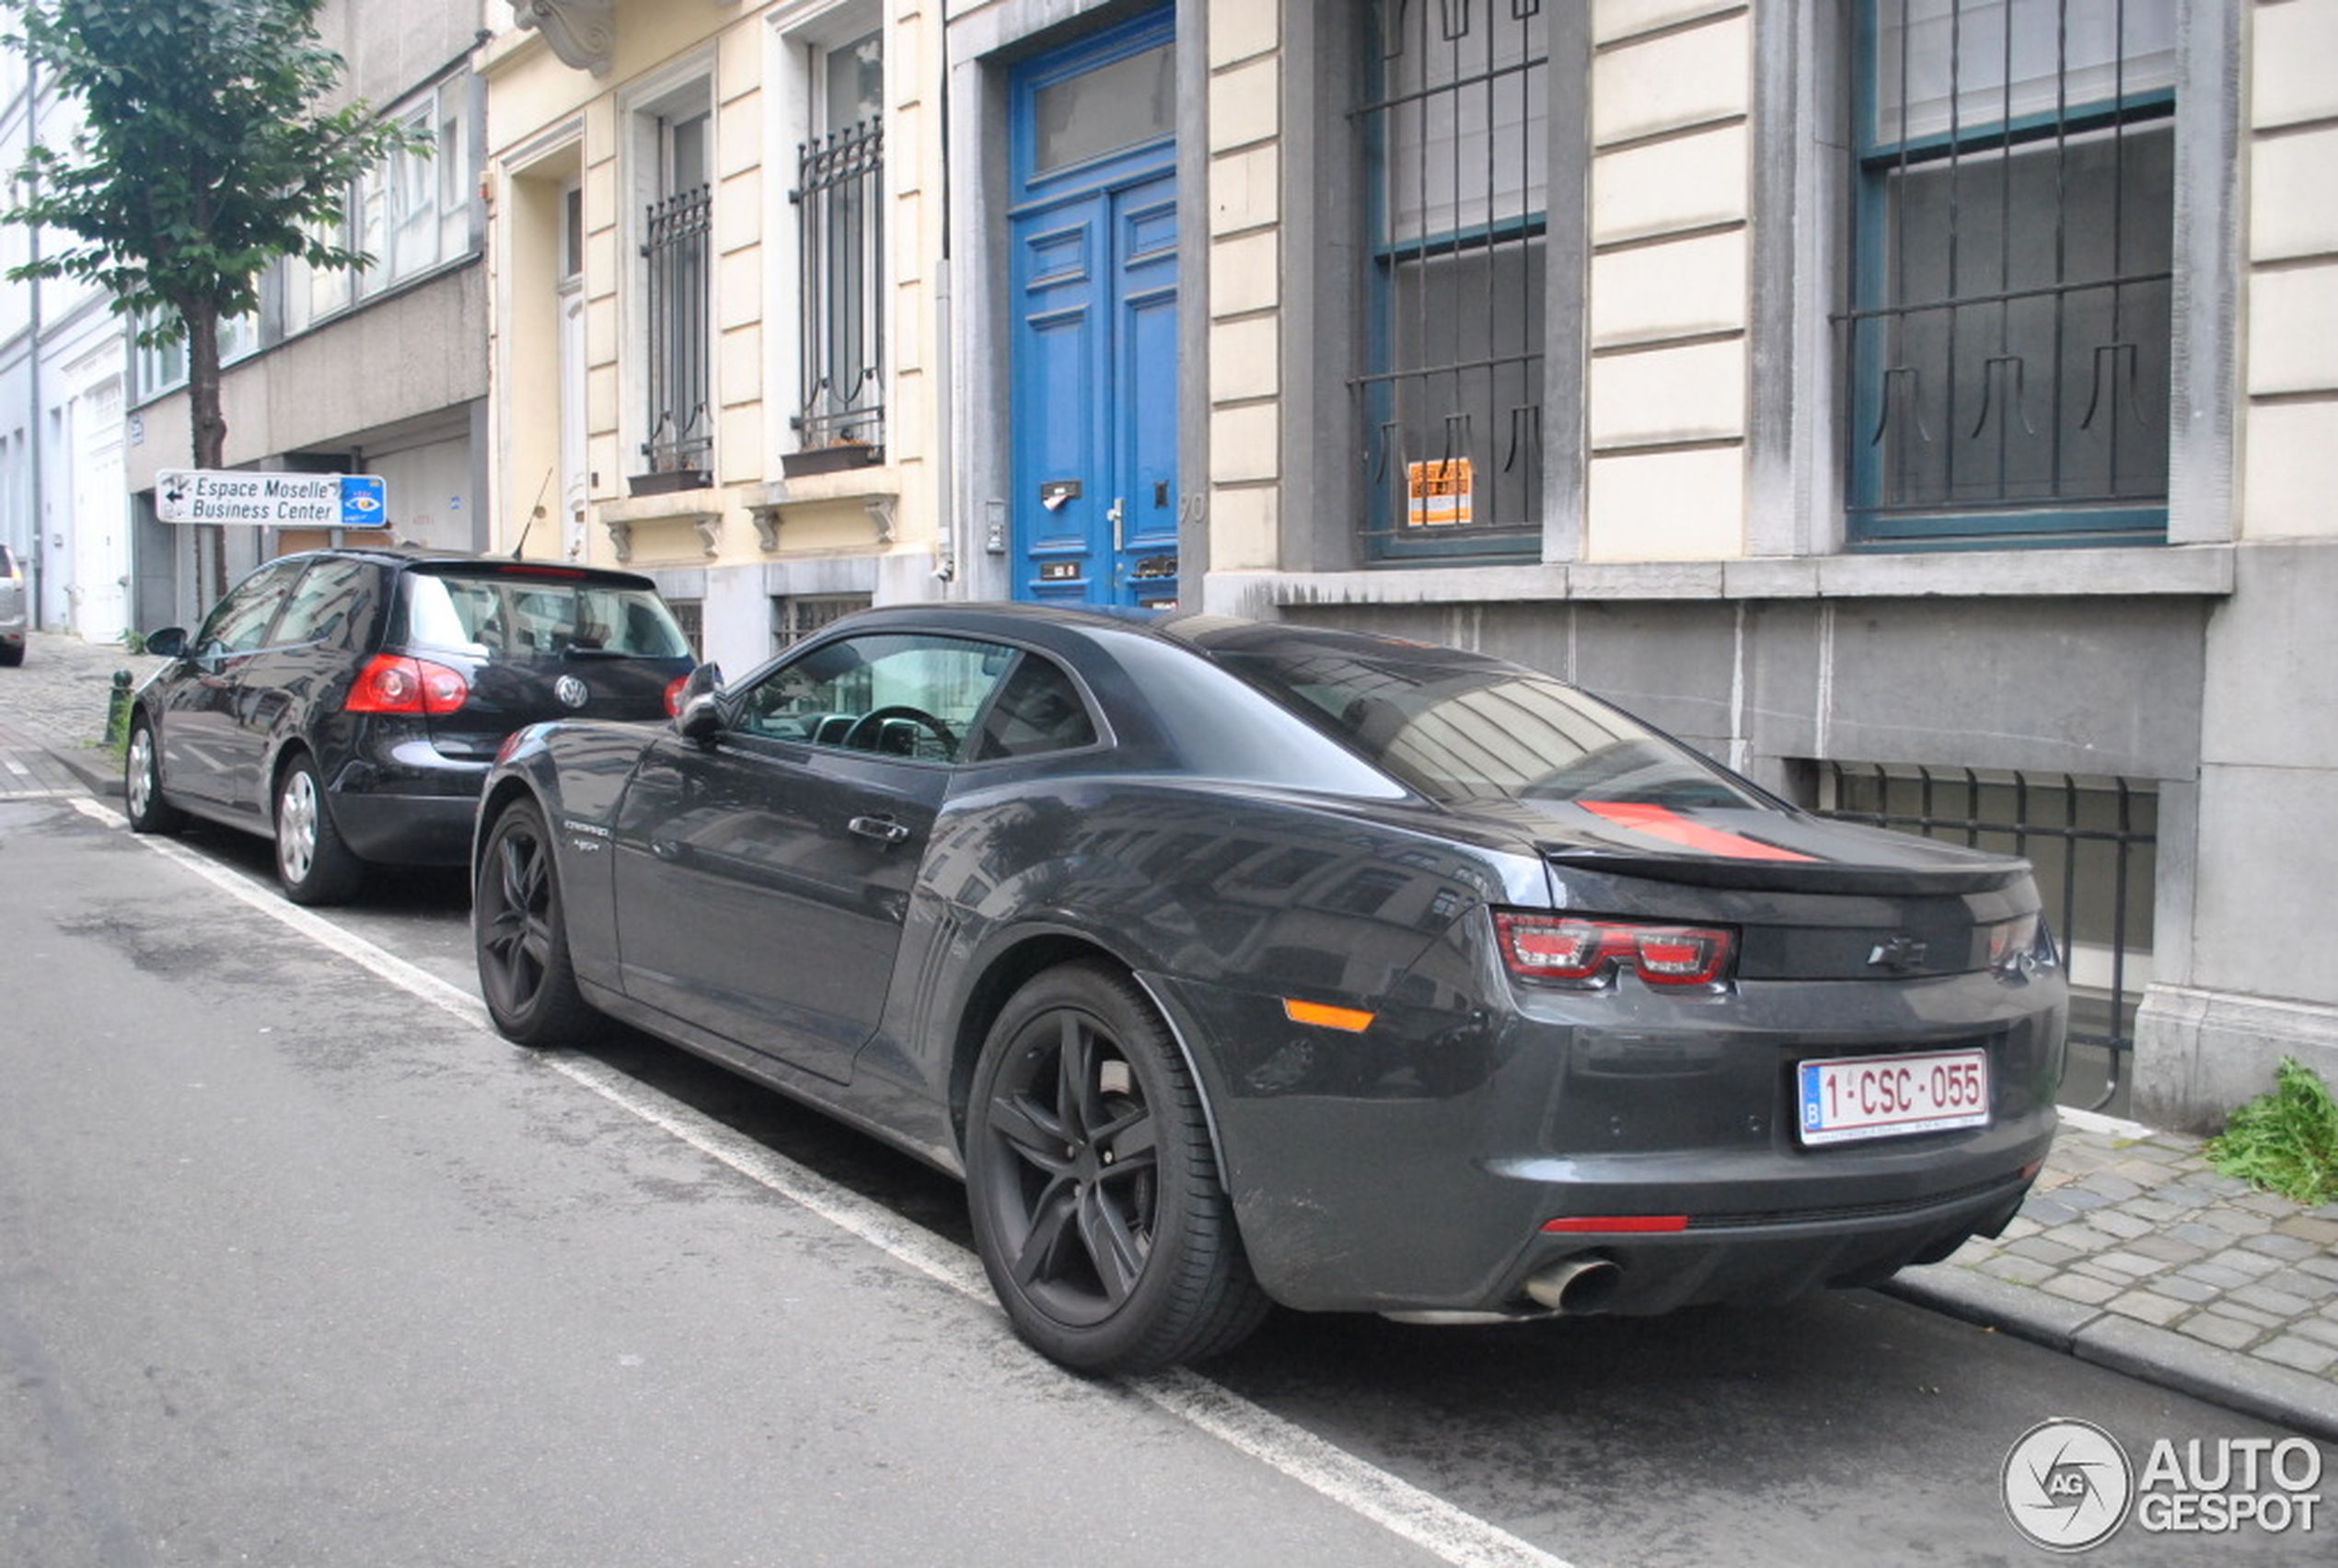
[
  {"left": 642, "top": 107, "right": 712, "bottom": 480},
  {"left": 1353, "top": 0, "right": 1548, "bottom": 561},
  {"left": 1814, "top": 762, "right": 2156, "bottom": 1113},
  {"left": 792, "top": 28, "right": 885, "bottom": 462},
  {"left": 664, "top": 597, "right": 704, "bottom": 659},
  {"left": 773, "top": 593, "right": 872, "bottom": 650},
  {"left": 1842, "top": 0, "right": 2176, "bottom": 549}
]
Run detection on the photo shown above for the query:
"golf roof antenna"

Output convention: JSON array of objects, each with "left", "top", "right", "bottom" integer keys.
[{"left": 511, "top": 467, "right": 555, "bottom": 560}]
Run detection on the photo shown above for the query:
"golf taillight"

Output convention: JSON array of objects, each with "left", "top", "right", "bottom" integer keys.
[
  {"left": 345, "top": 653, "right": 469, "bottom": 715},
  {"left": 1493, "top": 913, "right": 1734, "bottom": 987},
  {"left": 665, "top": 674, "right": 689, "bottom": 717}
]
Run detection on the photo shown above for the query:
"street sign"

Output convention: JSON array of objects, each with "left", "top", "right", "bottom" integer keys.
[
  {"left": 156, "top": 469, "right": 389, "bottom": 529},
  {"left": 339, "top": 475, "right": 386, "bottom": 528}
]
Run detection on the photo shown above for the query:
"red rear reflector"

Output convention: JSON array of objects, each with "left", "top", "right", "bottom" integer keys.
[
  {"left": 1493, "top": 913, "right": 1732, "bottom": 986},
  {"left": 1282, "top": 998, "right": 1375, "bottom": 1032},
  {"left": 345, "top": 653, "right": 469, "bottom": 716},
  {"left": 1542, "top": 1216, "right": 1690, "bottom": 1234}
]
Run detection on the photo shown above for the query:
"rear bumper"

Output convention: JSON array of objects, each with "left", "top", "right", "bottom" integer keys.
[
  {"left": 325, "top": 742, "right": 486, "bottom": 865},
  {"left": 1145, "top": 963, "right": 2066, "bottom": 1318},
  {"left": 1477, "top": 1152, "right": 2043, "bottom": 1318}
]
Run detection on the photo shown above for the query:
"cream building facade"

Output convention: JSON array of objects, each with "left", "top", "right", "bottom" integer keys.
[{"left": 482, "top": 0, "right": 951, "bottom": 677}]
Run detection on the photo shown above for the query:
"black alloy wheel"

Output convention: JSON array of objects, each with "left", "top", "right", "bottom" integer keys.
[
  {"left": 122, "top": 715, "right": 185, "bottom": 835},
  {"left": 475, "top": 800, "right": 595, "bottom": 1047},
  {"left": 966, "top": 961, "right": 1267, "bottom": 1375},
  {"left": 273, "top": 752, "right": 363, "bottom": 905}
]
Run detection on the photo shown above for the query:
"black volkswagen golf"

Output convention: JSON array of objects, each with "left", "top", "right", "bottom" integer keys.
[{"left": 128, "top": 548, "right": 695, "bottom": 904}]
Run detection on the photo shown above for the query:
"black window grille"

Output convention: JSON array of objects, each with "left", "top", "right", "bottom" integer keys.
[
  {"left": 642, "top": 183, "right": 712, "bottom": 478},
  {"left": 793, "top": 116, "right": 886, "bottom": 455},
  {"left": 774, "top": 592, "right": 871, "bottom": 649},
  {"left": 1816, "top": 762, "right": 2155, "bottom": 1113},
  {"left": 1842, "top": 0, "right": 2177, "bottom": 549},
  {"left": 665, "top": 597, "right": 704, "bottom": 658},
  {"left": 1352, "top": 0, "right": 1547, "bottom": 559}
]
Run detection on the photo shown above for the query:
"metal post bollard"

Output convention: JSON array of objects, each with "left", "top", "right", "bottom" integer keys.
[{"left": 105, "top": 669, "right": 132, "bottom": 749}]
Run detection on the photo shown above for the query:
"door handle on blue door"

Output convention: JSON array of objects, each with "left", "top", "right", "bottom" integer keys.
[{"left": 849, "top": 814, "right": 913, "bottom": 847}]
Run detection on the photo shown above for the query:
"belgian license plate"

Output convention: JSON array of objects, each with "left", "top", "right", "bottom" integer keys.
[{"left": 1797, "top": 1049, "right": 1991, "bottom": 1146}]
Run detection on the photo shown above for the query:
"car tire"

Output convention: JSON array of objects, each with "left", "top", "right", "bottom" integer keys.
[
  {"left": 966, "top": 960, "right": 1268, "bottom": 1375},
  {"left": 0, "top": 643, "right": 22, "bottom": 667},
  {"left": 474, "top": 799, "right": 596, "bottom": 1047},
  {"left": 122, "top": 715, "right": 186, "bottom": 835},
  {"left": 273, "top": 752, "right": 364, "bottom": 905}
]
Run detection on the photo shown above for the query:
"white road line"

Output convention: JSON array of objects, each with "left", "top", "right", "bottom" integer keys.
[{"left": 73, "top": 797, "right": 1580, "bottom": 1568}]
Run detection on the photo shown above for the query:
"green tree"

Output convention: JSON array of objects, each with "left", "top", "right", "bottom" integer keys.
[{"left": 2, "top": 0, "right": 422, "bottom": 592}]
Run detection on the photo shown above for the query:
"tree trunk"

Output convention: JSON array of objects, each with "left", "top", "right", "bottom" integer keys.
[{"left": 182, "top": 301, "right": 228, "bottom": 602}]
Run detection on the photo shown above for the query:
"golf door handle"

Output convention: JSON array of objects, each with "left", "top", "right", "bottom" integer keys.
[{"left": 849, "top": 814, "right": 912, "bottom": 846}]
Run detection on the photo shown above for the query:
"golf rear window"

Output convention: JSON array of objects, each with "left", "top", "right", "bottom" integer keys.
[{"left": 404, "top": 572, "right": 690, "bottom": 660}]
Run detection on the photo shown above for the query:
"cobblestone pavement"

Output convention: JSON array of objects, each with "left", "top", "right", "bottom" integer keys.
[{"left": 4, "top": 628, "right": 2334, "bottom": 1438}]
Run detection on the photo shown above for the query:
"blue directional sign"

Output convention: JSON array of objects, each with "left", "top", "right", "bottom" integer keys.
[{"left": 340, "top": 475, "right": 387, "bottom": 528}]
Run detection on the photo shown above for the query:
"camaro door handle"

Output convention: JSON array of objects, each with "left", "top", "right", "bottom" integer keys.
[{"left": 849, "top": 814, "right": 913, "bottom": 847}]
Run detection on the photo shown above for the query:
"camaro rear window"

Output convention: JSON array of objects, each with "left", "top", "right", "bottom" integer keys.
[
  {"left": 406, "top": 573, "right": 691, "bottom": 661},
  {"left": 1219, "top": 650, "right": 1759, "bottom": 809}
]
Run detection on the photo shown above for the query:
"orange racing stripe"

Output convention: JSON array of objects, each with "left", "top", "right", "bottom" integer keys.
[{"left": 1579, "top": 801, "right": 1818, "bottom": 863}]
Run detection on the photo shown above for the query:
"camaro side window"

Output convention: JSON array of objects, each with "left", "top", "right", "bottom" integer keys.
[
  {"left": 736, "top": 632, "right": 1013, "bottom": 762},
  {"left": 972, "top": 653, "right": 1096, "bottom": 760}
]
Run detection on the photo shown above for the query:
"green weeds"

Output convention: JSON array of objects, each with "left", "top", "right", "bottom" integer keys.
[{"left": 2206, "top": 1056, "right": 2338, "bottom": 1208}]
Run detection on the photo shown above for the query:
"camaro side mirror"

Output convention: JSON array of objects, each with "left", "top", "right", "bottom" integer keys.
[
  {"left": 677, "top": 691, "right": 723, "bottom": 746},
  {"left": 675, "top": 661, "right": 724, "bottom": 748}
]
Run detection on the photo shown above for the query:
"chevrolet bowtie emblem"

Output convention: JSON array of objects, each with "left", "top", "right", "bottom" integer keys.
[{"left": 1868, "top": 935, "right": 1928, "bottom": 973}]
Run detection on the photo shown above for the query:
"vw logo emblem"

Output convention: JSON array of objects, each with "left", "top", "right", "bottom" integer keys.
[{"left": 555, "top": 675, "right": 590, "bottom": 709}]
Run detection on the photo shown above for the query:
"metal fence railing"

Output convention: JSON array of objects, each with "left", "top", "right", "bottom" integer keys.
[{"left": 1817, "top": 762, "right": 2157, "bottom": 1113}]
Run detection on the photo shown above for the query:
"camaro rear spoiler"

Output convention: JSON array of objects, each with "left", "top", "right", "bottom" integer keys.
[{"left": 1537, "top": 845, "right": 2031, "bottom": 896}]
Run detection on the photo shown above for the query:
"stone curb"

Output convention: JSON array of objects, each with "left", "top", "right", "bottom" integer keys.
[
  {"left": 1884, "top": 1267, "right": 2338, "bottom": 1443},
  {"left": 48, "top": 741, "right": 122, "bottom": 798}
]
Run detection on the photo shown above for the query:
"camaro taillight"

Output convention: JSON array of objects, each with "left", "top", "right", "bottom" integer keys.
[
  {"left": 345, "top": 653, "right": 469, "bottom": 715},
  {"left": 1493, "top": 912, "right": 1734, "bottom": 987},
  {"left": 1986, "top": 912, "right": 2057, "bottom": 978}
]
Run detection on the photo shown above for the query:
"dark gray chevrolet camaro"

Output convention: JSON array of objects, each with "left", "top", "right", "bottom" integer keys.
[{"left": 471, "top": 603, "right": 2066, "bottom": 1373}]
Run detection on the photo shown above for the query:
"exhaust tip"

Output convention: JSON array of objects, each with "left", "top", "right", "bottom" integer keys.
[{"left": 1524, "top": 1256, "right": 1623, "bottom": 1315}]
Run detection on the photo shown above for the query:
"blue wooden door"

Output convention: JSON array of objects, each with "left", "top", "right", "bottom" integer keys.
[{"left": 1009, "top": 13, "right": 1180, "bottom": 608}]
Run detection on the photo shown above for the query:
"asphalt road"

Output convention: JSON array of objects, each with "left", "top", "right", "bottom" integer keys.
[{"left": 4, "top": 794, "right": 2330, "bottom": 1568}]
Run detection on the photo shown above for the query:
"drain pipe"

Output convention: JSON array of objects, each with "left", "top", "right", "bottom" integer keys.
[{"left": 23, "top": 49, "right": 46, "bottom": 628}]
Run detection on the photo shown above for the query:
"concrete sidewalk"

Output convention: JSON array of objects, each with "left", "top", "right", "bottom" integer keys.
[{"left": 3, "top": 627, "right": 2333, "bottom": 1439}]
